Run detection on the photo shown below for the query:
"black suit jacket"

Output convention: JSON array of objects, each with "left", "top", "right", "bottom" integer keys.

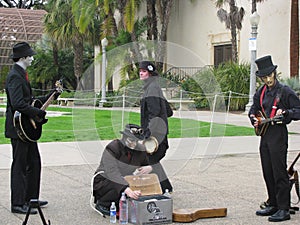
[{"left": 5, "top": 64, "right": 47, "bottom": 139}]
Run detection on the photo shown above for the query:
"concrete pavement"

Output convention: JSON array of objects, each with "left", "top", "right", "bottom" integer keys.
[{"left": 0, "top": 110, "right": 300, "bottom": 224}]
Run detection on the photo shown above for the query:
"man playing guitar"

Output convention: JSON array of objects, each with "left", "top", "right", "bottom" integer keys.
[
  {"left": 5, "top": 42, "right": 60, "bottom": 214},
  {"left": 248, "top": 55, "right": 300, "bottom": 222}
]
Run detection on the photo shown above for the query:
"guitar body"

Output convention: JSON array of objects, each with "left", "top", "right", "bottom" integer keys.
[
  {"left": 13, "top": 80, "right": 63, "bottom": 143},
  {"left": 255, "top": 111, "right": 268, "bottom": 136},
  {"left": 255, "top": 121, "right": 269, "bottom": 136},
  {"left": 13, "top": 99, "right": 44, "bottom": 142},
  {"left": 172, "top": 208, "right": 227, "bottom": 222},
  {"left": 254, "top": 111, "right": 283, "bottom": 136}
]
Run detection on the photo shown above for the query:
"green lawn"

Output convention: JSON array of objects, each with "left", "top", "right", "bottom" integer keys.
[{"left": 0, "top": 107, "right": 255, "bottom": 144}]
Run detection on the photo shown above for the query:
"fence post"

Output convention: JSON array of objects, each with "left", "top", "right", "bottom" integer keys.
[
  {"left": 179, "top": 89, "right": 183, "bottom": 111},
  {"left": 227, "top": 91, "right": 232, "bottom": 112},
  {"left": 210, "top": 94, "right": 218, "bottom": 134},
  {"left": 122, "top": 91, "right": 125, "bottom": 130}
]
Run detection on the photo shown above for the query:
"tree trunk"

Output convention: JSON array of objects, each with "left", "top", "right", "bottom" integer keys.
[
  {"left": 147, "top": 0, "right": 153, "bottom": 40},
  {"left": 73, "top": 35, "right": 84, "bottom": 90},
  {"left": 290, "top": 0, "right": 299, "bottom": 78},
  {"left": 229, "top": 0, "right": 238, "bottom": 62},
  {"left": 157, "top": 0, "right": 174, "bottom": 70}
]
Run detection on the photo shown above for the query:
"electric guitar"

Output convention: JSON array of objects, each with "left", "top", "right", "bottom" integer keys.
[
  {"left": 255, "top": 111, "right": 283, "bottom": 136},
  {"left": 13, "top": 80, "right": 63, "bottom": 142}
]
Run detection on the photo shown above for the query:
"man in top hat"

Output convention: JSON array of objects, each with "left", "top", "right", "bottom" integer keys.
[
  {"left": 248, "top": 55, "right": 300, "bottom": 222},
  {"left": 93, "top": 124, "right": 152, "bottom": 216},
  {"left": 139, "top": 61, "right": 173, "bottom": 193},
  {"left": 5, "top": 42, "right": 52, "bottom": 214}
]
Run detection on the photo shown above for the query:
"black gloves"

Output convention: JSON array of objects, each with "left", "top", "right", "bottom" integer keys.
[
  {"left": 47, "top": 89, "right": 61, "bottom": 100},
  {"left": 37, "top": 109, "right": 48, "bottom": 124},
  {"left": 37, "top": 109, "right": 46, "bottom": 119},
  {"left": 50, "top": 90, "right": 61, "bottom": 100},
  {"left": 53, "top": 92, "right": 60, "bottom": 100}
]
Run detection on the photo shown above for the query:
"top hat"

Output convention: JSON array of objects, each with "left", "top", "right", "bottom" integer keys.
[
  {"left": 120, "top": 124, "right": 144, "bottom": 140},
  {"left": 139, "top": 61, "right": 158, "bottom": 76},
  {"left": 255, "top": 55, "right": 277, "bottom": 77},
  {"left": 10, "top": 42, "right": 36, "bottom": 59}
]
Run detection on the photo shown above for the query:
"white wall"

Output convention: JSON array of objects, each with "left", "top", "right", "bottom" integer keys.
[{"left": 167, "top": 0, "right": 291, "bottom": 78}]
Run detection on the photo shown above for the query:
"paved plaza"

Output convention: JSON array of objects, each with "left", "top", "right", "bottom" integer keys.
[{"left": 0, "top": 110, "right": 300, "bottom": 224}]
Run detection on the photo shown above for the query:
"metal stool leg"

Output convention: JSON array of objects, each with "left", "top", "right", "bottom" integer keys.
[{"left": 22, "top": 199, "right": 51, "bottom": 225}]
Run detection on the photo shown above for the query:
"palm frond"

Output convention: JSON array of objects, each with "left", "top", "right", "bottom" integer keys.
[
  {"left": 217, "top": 8, "right": 230, "bottom": 29},
  {"left": 124, "top": 0, "right": 136, "bottom": 33}
]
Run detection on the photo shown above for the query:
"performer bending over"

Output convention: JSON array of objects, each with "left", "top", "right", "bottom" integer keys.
[{"left": 93, "top": 124, "right": 152, "bottom": 215}]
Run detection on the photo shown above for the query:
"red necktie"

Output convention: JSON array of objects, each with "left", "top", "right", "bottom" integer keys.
[{"left": 127, "top": 151, "right": 131, "bottom": 161}]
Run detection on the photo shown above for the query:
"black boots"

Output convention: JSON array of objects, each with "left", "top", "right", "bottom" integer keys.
[
  {"left": 256, "top": 207, "right": 290, "bottom": 222},
  {"left": 268, "top": 209, "right": 290, "bottom": 222},
  {"left": 256, "top": 206, "right": 278, "bottom": 216}
]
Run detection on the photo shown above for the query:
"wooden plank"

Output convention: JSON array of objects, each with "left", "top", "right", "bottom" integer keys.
[{"left": 173, "top": 207, "right": 227, "bottom": 222}]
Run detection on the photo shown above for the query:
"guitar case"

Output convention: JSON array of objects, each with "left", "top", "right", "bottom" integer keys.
[{"left": 172, "top": 207, "right": 227, "bottom": 222}]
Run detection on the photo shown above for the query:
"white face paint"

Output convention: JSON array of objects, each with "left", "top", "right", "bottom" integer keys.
[
  {"left": 24, "top": 56, "right": 34, "bottom": 67},
  {"left": 18, "top": 56, "right": 34, "bottom": 69},
  {"left": 261, "top": 72, "right": 276, "bottom": 88}
]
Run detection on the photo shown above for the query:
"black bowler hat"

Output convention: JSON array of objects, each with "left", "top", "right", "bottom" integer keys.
[
  {"left": 255, "top": 55, "right": 277, "bottom": 77},
  {"left": 10, "top": 42, "right": 36, "bottom": 59},
  {"left": 139, "top": 61, "right": 158, "bottom": 76},
  {"left": 120, "top": 124, "right": 144, "bottom": 140}
]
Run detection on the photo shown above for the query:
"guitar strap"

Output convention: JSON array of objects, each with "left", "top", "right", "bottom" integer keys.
[{"left": 260, "top": 85, "right": 280, "bottom": 119}]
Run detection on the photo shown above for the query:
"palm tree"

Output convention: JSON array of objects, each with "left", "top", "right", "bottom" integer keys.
[
  {"left": 215, "top": 0, "right": 245, "bottom": 63},
  {"left": 44, "top": 0, "right": 85, "bottom": 90},
  {"left": 70, "top": 0, "right": 175, "bottom": 87}
]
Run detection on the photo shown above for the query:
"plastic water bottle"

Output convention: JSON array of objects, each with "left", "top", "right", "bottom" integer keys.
[
  {"left": 119, "top": 192, "right": 128, "bottom": 224},
  {"left": 164, "top": 189, "right": 171, "bottom": 198},
  {"left": 110, "top": 202, "right": 117, "bottom": 223}
]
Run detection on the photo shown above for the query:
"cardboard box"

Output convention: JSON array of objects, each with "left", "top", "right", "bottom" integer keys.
[{"left": 125, "top": 174, "right": 173, "bottom": 225}]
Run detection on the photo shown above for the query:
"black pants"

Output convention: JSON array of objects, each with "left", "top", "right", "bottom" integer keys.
[
  {"left": 148, "top": 137, "right": 173, "bottom": 192},
  {"left": 259, "top": 125, "right": 290, "bottom": 210},
  {"left": 11, "top": 138, "right": 41, "bottom": 206},
  {"left": 93, "top": 177, "right": 121, "bottom": 209}
]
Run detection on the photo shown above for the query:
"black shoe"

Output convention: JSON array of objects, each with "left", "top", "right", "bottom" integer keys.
[
  {"left": 11, "top": 205, "right": 37, "bottom": 214},
  {"left": 39, "top": 200, "right": 48, "bottom": 207},
  {"left": 26, "top": 200, "right": 48, "bottom": 208},
  {"left": 95, "top": 203, "right": 110, "bottom": 216},
  {"left": 256, "top": 206, "right": 278, "bottom": 216},
  {"left": 268, "top": 209, "right": 290, "bottom": 222}
]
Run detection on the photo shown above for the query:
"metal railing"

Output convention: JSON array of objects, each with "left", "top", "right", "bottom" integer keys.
[{"left": 164, "top": 66, "right": 211, "bottom": 81}]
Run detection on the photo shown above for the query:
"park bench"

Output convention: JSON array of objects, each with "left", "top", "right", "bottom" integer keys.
[
  {"left": 57, "top": 97, "right": 76, "bottom": 107},
  {"left": 0, "top": 96, "right": 7, "bottom": 104}
]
